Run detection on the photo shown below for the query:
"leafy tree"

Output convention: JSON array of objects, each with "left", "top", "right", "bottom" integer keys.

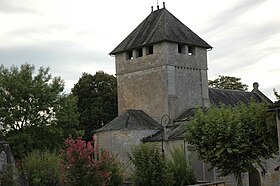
[
  {"left": 129, "top": 143, "right": 174, "bottom": 186},
  {"left": 72, "top": 71, "right": 117, "bottom": 140},
  {"left": 168, "top": 146, "right": 196, "bottom": 185},
  {"left": 0, "top": 64, "right": 66, "bottom": 159},
  {"left": 209, "top": 75, "right": 248, "bottom": 91},
  {"left": 186, "top": 102, "right": 277, "bottom": 186},
  {"left": 55, "top": 94, "right": 80, "bottom": 138}
]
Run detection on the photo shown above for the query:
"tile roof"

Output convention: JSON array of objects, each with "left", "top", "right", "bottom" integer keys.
[
  {"left": 145, "top": 88, "right": 273, "bottom": 141},
  {"left": 95, "top": 109, "right": 162, "bottom": 132},
  {"left": 175, "top": 88, "right": 271, "bottom": 122},
  {"left": 110, "top": 8, "right": 211, "bottom": 55}
]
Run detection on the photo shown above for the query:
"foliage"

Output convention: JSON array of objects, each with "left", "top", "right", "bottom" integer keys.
[
  {"left": 168, "top": 146, "right": 196, "bottom": 185},
  {"left": 55, "top": 94, "right": 80, "bottom": 138},
  {"left": 60, "top": 136, "right": 124, "bottom": 186},
  {"left": 209, "top": 75, "right": 248, "bottom": 91},
  {"left": 129, "top": 143, "right": 174, "bottom": 186},
  {"left": 21, "top": 150, "right": 61, "bottom": 186},
  {"left": 0, "top": 164, "right": 17, "bottom": 186},
  {"left": 72, "top": 71, "right": 117, "bottom": 140},
  {"left": 186, "top": 102, "right": 277, "bottom": 185},
  {"left": 0, "top": 64, "right": 68, "bottom": 159},
  {"left": 0, "top": 63, "right": 64, "bottom": 131}
]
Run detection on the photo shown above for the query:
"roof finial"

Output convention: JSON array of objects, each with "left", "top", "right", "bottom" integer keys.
[
  {"left": 163, "top": 2, "right": 165, "bottom": 8},
  {"left": 151, "top": 6, "right": 153, "bottom": 12},
  {"left": 157, "top": 0, "right": 159, "bottom": 10}
]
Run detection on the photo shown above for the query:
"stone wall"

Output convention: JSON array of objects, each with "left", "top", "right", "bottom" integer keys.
[
  {"left": 115, "top": 41, "right": 210, "bottom": 123},
  {"left": 94, "top": 129, "right": 158, "bottom": 167}
]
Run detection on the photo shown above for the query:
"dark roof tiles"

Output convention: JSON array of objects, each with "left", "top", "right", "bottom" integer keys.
[
  {"left": 95, "top": 109, "right": 162, "bottom": 132},
  {"left": 110, "top": 8, "right": 211, "bottom": 55}
]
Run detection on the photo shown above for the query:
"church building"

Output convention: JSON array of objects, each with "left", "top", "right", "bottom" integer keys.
[{"left": 95, "top": 3, "right": 278, "bottom": 185}]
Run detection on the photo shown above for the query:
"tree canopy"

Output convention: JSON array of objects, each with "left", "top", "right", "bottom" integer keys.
[
  {"left": 209, "top": 75, "right": 248, "bottom": 91},
  {"left": 0, "top": 64, "right": 78, "bottom": 159},
  {"left": 0, "top": 64, "right": 64, "bottom": 132},
  {"left": 72, "top": 71, "right": 117, "bottom": 140},
  {"left": 186, "top": 102, "right": 277, "bottom": 186}
]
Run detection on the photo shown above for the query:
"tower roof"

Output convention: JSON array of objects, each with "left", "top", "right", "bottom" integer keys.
[{"left": 110, "top": 7, "right": 212, "bottom": 55}]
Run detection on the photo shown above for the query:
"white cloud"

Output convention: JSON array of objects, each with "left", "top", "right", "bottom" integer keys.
[{"left": 0, "top": 0, "right": 279, "bottom": 101}]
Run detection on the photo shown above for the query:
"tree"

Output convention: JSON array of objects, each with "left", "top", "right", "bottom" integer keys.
[
  {"left": 209, "top": 75, "right": 248, "bottom": 91},
  {"left": 55, "top": 94, "right": 80, "bottom": 138},
  {"left": 72, "top": 71, "right": 117, "bottom": 140},
  {"left": 0, "top": 64, "right": 66, "bottom": 159},
  {"left": 186, "top": 102, "right": 277, "bottom": 186},
  {"left": 129, "top": 143, "right": 174, "bottom": 186}
]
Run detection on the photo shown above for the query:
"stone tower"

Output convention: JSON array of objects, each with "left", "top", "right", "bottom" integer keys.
[{"left": 110, "top": 5, "right": 212, "bottom": 123}]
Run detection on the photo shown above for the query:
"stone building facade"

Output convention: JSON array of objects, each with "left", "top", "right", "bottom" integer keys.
[{"left": 95, "top": 3, "right": 279, "bottom": 186}]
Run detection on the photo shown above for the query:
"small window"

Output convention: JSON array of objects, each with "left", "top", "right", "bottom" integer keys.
[
  {"left": 178, "top": 44, "right": 185, "bottom": 54},
  {"left": 136, "top": 48, "right": 143, "bottom": 58},
  {"left": 146, "top": 45, "right": 153, "bottom": 55},
  {"left": 126, "top": 50, "right": 133, "bottom": 60},
  {"left": 188, "top": 46, "right": 195, "bottom": 56}
]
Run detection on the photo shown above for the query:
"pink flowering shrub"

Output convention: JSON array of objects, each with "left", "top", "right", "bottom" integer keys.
[{"left": 60, "top": 136, "right": 123, "bottom": 186}]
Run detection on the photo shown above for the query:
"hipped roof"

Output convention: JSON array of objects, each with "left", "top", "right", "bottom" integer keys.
[
  {"left": 95, "top": 109, "right": 162, "bottom": 132},
  {"left": 110, "top": 8, "right": 212, "bottom": 55}
]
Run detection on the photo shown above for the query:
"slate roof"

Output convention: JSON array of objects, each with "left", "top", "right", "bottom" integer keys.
[
  {"left": 209, "top": 88, "right": 271, "bottom": 107},
  {"left": 95, "top": 109, "right": 162, "bottom": 132},
  {"left": 110, "top": 8, "right": 212, "bottom": 55},
  {"left": 145, "top": 88, "right": 273, "bottom": 142}
]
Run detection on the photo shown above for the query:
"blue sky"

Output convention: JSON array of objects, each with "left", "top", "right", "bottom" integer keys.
[{"left": 0, "top": 0, "right": 279, "bottom": 100}]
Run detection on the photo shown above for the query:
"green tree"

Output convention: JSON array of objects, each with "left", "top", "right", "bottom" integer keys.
[
  {"left": 55, "top": 94, "right": 80, "bottom": 138},
  {"left": 72, "top": 71, "right": 117, "bottom": 140},
  {"left": 0, "top": 64, "right": 66, "bottom": 159},
  {"left": 129, "top": 143, "right": 174, "bottom": 186},
  {"left": 209, "top": 75, "right": 248, "bottom": 91},
  {"left": 186, "top": 102, "right": 277, "bottom": 186}
]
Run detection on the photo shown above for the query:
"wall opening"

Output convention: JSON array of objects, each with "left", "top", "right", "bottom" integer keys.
[
  {"left": 249, "top": 168, "right": 261, "bottom": 186},
  {"left": 147, "top": 45, "right": 153, "bottom": 55},
  {"left": 126, "top": 50, "right": 133, "bottom": 60},
  {"left": 188, "top": 46, "right": 195, "bottom": 56},
  {"left": 136, "top": 48, "right": 143, "bottom": 58},
  {"left": 178, "top": 44, "right": 185, "bottom": 54}
]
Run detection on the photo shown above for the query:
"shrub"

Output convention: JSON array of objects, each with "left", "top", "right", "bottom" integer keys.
[
  {"left": 129, "top": 143, "right": 174, "bottom": 186},
  {"left": 21, "top": 150, "right": 61, "bottom": 186},
  {"left": 168, "top": 146, "right": 196, "bottom": 185},
  {"left": 60, "top": 136, "right": 124, "bottom": 186},
  {"left": 0, "top": 164, "right": 17, "bottom": 186}
]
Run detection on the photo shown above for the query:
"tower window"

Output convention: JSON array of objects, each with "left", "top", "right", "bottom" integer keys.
[
  {"left": 188, "top": 46, "right": 195, "bottom": 56},
  {"left": 178, "top": 44, "right": 185, "bottom": 54},
  {"left": 146, "top": 45, "right": 153, "bottom": 55},
  {"left": 136, "top": 48, "right": 143, "bottom": 58},
  {"left": 126, "top": 50, "right": 133, "bottom": 60}
]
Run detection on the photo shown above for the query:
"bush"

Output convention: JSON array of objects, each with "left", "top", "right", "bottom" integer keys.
[
  {"left": 129, "top": 143, "right": 174, "bottom": 186},
  {"left": 0, "top": 164, "right": 17, "bottom": 186},
  {"left": 21, "top": 150, "right": 61, "bottom": 186},
  {"left": 60, "top": 136, "right": 124, "bottom": 186},
  {"left": 168, "top": 146, "right": 196, "bottom": 185}
]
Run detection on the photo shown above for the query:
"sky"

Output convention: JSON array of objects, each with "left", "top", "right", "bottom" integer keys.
[{"left": 0, "top": 0, "right": 280, "bottom": 101}]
